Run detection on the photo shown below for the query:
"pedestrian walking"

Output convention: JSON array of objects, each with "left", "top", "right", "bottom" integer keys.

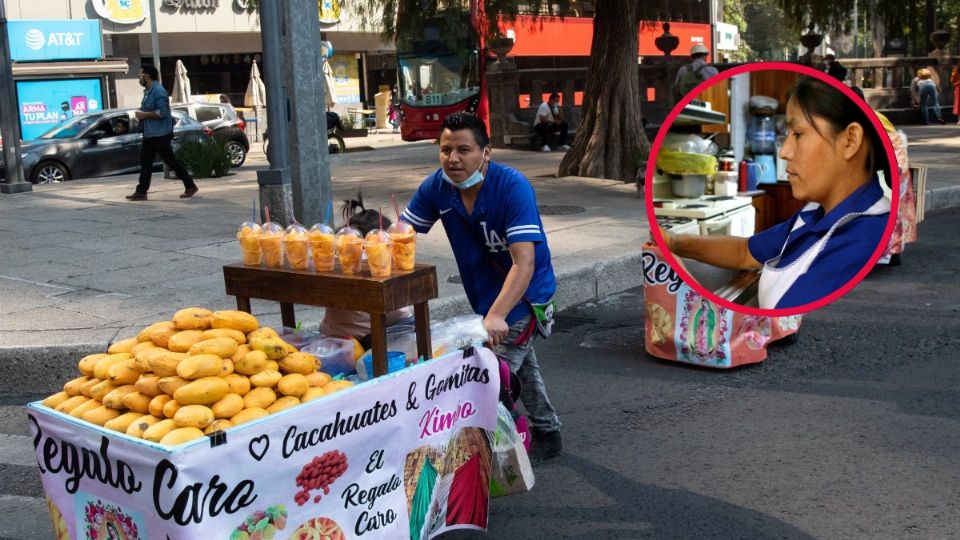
[
  {"left": 401, "top": 112, "right": 562, "bottom": 462},
  {"left": 951, "top": 60, "right": 960, "bottom": 125},
  {"left": 911, "top": 68, "right": 946, "bottom": 125},
  {"left": 127, "top": 65, "right": 199, "bottom": 201},
  {"left": 673, "top": 44, "right": 719, "bottom": 101}
]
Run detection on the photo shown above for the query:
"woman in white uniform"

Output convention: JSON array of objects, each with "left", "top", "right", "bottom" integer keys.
[{"left": 661, "top": 76, "right": 891, "bottom": 310}]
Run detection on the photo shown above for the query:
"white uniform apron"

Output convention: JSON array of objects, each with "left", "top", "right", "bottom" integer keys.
[{"left": 758, "top": 198, "right": 890, "bottom": 309}]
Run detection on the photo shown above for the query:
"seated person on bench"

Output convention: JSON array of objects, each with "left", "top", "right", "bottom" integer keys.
[{"left": 534, "top": 93, "right": 570, "bottom": 152}]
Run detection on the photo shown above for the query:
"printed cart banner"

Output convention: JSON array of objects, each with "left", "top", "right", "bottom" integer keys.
[
  {"left": 642, "top": 243, "right": 802, "bottom": 368},
  {"left": 28, "top": 348, "right": 500, "bottom": 540}
]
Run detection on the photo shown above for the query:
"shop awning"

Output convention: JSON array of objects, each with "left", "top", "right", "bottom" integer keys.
[{"left": 12, "top": 59, "right": 130, "bottom": 77}]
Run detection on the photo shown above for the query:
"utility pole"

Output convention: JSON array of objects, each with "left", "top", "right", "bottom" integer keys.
[
  {"left": 148, "top": 0, "right": 161, "bottom": 83},
  {"left": 0, "top": 0, "right": 31, "bottom": 193}
]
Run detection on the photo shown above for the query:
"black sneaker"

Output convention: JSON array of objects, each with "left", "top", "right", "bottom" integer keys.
[
  {"left": 180, "top": 186, "right": 199, "bottom": 199},
  {"left": 125, "top": 192, "right": 148, "bottom": 201},
  {"left": 938, "top": 117, "right": 946, "bottom": 125},
  {"left": 529, "top": 428, "right": 562, "bottom": 463}
]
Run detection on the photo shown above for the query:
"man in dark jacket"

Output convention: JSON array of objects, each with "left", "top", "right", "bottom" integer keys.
[{"left": 824, "top": 54, "right": 848, "bottom": 83}]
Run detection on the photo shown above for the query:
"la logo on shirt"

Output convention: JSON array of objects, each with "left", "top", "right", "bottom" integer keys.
[{"left": 481, "top": 222, "right": 508, "bottom": 252}]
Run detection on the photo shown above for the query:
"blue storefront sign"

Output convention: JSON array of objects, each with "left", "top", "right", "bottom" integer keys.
[
  {"left": 16, "top": 79, "right": 104, "bottom": 140},
  {"left": 8, "top": 20, "right": 103, "bottom": 62}
]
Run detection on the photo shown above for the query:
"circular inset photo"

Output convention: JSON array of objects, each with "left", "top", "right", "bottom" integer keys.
[{"left": 646, "top": 62, "right": 899, "bottom": 316}]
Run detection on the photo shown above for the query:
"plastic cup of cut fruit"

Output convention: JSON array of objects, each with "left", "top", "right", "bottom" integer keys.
[
  {"left": 387, "top": 221, "right": 416, "bottom": 271},
  {"left": 259, "top": 222, "right": 285, "bottom": 268},
  {"left": 335, "top": 226, "right": 363, "bottom": 275},
  {"left": 308, "top": 223, "right": 336, "bottom": 272},
  {"left": 236, "top": 222, "right": 262, "bottom": 266},
  {"left": 364, "top": 229, "right": 393, "bottom": 277},
  {"left": 284, "top": 223, "right": 309, "bottom": 270}
]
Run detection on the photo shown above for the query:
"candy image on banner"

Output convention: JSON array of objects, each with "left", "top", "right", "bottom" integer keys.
[
  {"left": 74, "top": 492, "right": 144, "bottom": 540},
  {"left": 287, "top": 516, "right": 344, "bottom": 539},
  {"left": 46, "top": 496, "right": 69, "bottom": 540},
  {"left": 230, "top": 505, "right": 288, "bottom": 539}
]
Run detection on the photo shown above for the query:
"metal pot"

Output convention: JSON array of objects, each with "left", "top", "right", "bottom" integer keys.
[{"left": 670, "top": 174, "right": 706, "bottom": 198}]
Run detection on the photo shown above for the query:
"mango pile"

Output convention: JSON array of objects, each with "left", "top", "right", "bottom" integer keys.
[{"left": 41, "top": 308, "right": 354, "bottom": 447}]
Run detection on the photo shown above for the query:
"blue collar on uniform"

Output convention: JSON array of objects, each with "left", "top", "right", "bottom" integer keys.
[{"left": 792, "top": 177, "right": 886, "bottom": 236}]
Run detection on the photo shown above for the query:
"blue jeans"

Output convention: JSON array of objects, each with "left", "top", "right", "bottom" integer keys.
[{"left": 919, "top": 83, "right": 943, "bottom": 124}]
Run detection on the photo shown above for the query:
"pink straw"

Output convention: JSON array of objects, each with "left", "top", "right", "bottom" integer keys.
[
  {"left": 264, "top": 205, "right": 271, "bottom": 224},
  {"left": 391, "top": 194, "right": 401, "bottom": 221},
  {"left": 379, "top": 207, "right": 383, "bottom": 231}
]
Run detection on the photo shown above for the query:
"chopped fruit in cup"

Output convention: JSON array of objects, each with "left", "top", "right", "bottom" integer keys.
[
  {"left": 308, "top": 223, "right": 336, "bottom": 272},
  {"left": 284, "top": 224, "right": 309, "bottom": 270},
  {"left": 335, "top": 226, "right": 363, "bottom": 274},
  {"left": 364, "top": 229, "right": 393, "bottom": 277},
  {"left": 237, "top": 222, "right": 262, "bottom": 266},
  {"left": 259, "top": 222, "right": 285, "bottom": 268},
  {"left": 387, "top": 221, "right": 416, "bottom": 271}
]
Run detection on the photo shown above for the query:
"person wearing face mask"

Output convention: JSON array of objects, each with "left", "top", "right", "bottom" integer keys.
[
  {"left": 661, "top": 76, "right": 891, "bottom": 310},
  {"left": 401, "top": 112, "right": 561, "bottom": 462}
]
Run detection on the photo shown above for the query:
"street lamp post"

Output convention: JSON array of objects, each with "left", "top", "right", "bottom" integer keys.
[{"left": 0, "top": 0, "right": 31, "bottom": 193}]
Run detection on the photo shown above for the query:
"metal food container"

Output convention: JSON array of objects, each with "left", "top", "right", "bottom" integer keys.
[{"left": 670, "top": 173, "right": 707, "bottom": 198}]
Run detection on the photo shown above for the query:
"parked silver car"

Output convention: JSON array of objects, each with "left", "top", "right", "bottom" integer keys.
[{"left": 0, "top": 108, "right": 210, "bottom": 184}]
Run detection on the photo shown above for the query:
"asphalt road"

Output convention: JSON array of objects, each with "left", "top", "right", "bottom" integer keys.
[{"left": 3, "top": 207, "right": 959, "bottom": 539}]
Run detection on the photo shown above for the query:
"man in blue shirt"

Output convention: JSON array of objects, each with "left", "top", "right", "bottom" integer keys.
[
  {"left": 126, "top": 64, "right": 198, "bottom": 201},
  {"left": 402, "top": 112, "right": 562, "bottom": 461}
]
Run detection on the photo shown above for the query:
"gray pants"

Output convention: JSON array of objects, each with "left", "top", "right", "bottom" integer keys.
[{"left": 494, "top": 317, "right": 561, "bottom": 432}]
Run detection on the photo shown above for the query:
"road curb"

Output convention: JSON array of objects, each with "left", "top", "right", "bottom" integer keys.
[
  {"left": 925, "top": 185, "right": 960, "bottom": 214},
  {"left": 4, "top": 252, "right": 642, "bottom": 394}
]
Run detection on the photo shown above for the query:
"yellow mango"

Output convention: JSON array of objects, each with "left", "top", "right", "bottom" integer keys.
[
  {"left": 77, "top": 353, "right": 106, "bottom": 377},
  {"left": 68, "top": 399, "right": 102, "bottom": 419},
  {"left": 266, "top": 396, "right": 300, "bottom": 414},
  {"left": 93, "top": 353, "right": 132, "bottom": 381},
  {"left": 121, "top": 391, "right": 152, "bottom": 414},
  {"left": 301, "top": 386, "right": 328, "bottom": 402},
  {"left": 138, "top": 321, "right": 177, "bottom": 349},
  {"left": 101, "top": 385, "right": 137, "bottom": 409},
  {"left": 176, "top": 354, "right": 224, "bottom": 380},
  {"left": 188, "top": 337, "right": 238, "bottom": 359},
  {"left": 265, "top": 360, "right": 280, "bottom": 371},
  {"left": 42, "top": 391, "right": 71, "bottom": 409},
  {"left": 157, "top": 376, "right": 190, "bottom": 396},
  {"left": 55, "top": 395, "right": 90, "bottom": 414},
  {"left": 107, "top": 359, "right": 141, "bottom": 385},
  {"left": 89, "top": 380, "right": 118, "bottom": 402},
  {"left": 277, "top": 374, "right": 309, "bottom": 397},
  {"left": 174, "top": 377, "right": 230, "bottom": 405},
  {"left": 107, "top": 337, "right": 139, "bottom": 354},
  {"left": 160, "top": 427, "right": 205, "bottom": 446},
  {"left": 174, "top": 404, "right": 215, "bottom": 429},
  {"left": 81, "top": 406, "right": 122, "bottom": 426},
  {"left": 103, "top": 412, "right": 144, "bottom": 433},
  {"left": 279, "top": 352, "right": 319, "bottom": 375},
  {"left": 323, "top": 380, "right": 354, "bottom": 394},
  {"left": 63, "top": 376, "right": 90, "bottom": 397},
  {"left": 231, "top": 344, "right": 251, "bottom": 363},
  {"left": 172, "top": 307, "right": 214, "bottom": 330},
  {"left": 243, "top": 387, "right": 276, "bottom": 409},
  {"left": 305, "top": 372, "right": 333, "bottom": 387},
  {"left": 143, "top": 419, "right": 177, "bottom": 442},
  {"left": 201, "top": 328, "right": 247, "bottom": 345},
  {"left": 148, "top": 395, "right": 173, "bottom": 418},
  {"left": 250, "top": 369, "right": 282, "bottom": 388},
  {"left": 249, "top": 337, "right": 287, "bottom": 360},
  {"left": 211, "top": 310, "right": 259, "bottom": 333},
  {"left": 130, "top": 341, "right": 157, "bottom": 357},
  {"left": 142, "top": 349, "right": 187, "bottom": 377},
  {"left": 235, "top": 350, "right": 268, "bottom": 375},
  {"left": 223, "top": 374, "right": 251, "bottom": 396},
  {"left": 162, "top": 399, "right": 181, "bottom": 419},
  {"left": 80, "top": 378, "right": 102, "bottom": 398},
  {"left": 230, "top": 407, "right": 269, "bottom": 425},
  {"left": 204, "top": 419, "right": 233, "bottom": 434},
  {"left": 219, "top": 359, "right": 235, "bottom": 377},
  {"left": 126, "top": 415, "right": 162, "bottom": 438},
  {"left": 168, "top": 330, "right": 205, "bottom": 353},
  {"left": 211, "top": 393, "right": 245, "bottom": 419},
  {"left": 134, "top": 374, "right": 163, "bottom": 397},
  {"left": 246, "top": 327, "right": 278, "bottom": 341}
]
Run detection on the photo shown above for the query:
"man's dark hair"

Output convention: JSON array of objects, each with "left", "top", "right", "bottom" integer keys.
[
  {"left": 141, "top": 64, "right": 159, "bottom": 81},
  {"left": 549, "top": 92, "right": 560, "bottom": 100},
  {"left": 441, "top": 112, "right": 489, "bottom": 148}
]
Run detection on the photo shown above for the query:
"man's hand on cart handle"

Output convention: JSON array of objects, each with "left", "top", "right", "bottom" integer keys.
[{"left": 483, "top": 314, "right": 509, "bottom": 347}]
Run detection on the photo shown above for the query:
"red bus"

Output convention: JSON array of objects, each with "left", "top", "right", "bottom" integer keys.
[{"left": 396, "top": 7, "right": 712, "bottom": 141}]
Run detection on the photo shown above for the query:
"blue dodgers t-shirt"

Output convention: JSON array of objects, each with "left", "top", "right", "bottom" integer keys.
[
  {"left": 402, "top": 161, "right": 557, "bottom": 325},
  {"left": 748, "top": 178, "right": 889, "bottom": 308}
]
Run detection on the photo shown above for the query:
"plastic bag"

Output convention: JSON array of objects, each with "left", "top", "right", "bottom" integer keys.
[
  {"left": 430, "top": 314, "right": 487, "bottom": 355},
  {"left": 488, "top": 402, "right": 536, "bottom": 498},
  {"left": 662, "top": 133, "right": 715, "bottom": 154},
  {"left": 656, "top": 149, "right": 717, "bottom": 175}
]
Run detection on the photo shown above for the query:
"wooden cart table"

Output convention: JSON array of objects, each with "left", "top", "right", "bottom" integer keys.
[{"left": 223, "top": 263, "right": 438, "bottom": 376}]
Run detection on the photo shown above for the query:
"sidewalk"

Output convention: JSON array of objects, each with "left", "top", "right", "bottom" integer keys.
[
  {"left": 2, "top": 124, "right": 958, "bottom": 393},
  {"left": 0, "top": 141, "right": 642, "bottom": 392}
]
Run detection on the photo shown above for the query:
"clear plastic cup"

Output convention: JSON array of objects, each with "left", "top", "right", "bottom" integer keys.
[
  {"left": 364, "top": 229, "right": 393, "bottom": 277},
  {"left": 284, "top": 223, "right": 309, "bottom": 270},
  {"left": 335, "top": 226, "right": 363, "bottom": 274},
  {"left": 236, "top": 222, "right": 262, "bottom": 266},
  {"left": 308, "top": 223, "right": 336, "bottom": 272},
  {"left": 388, "top": 221, "right": 416, "bottom": 271},
  {"left": 259, "top": 221, "right": 285, "bottom": 268}
]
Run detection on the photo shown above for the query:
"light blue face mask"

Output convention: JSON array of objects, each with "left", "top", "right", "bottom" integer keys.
[{"left": 442, "top": 156, "right": 487, "bottom": 190}]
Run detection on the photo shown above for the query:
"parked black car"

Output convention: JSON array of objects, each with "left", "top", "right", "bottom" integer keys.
[
  {"left": 0, "top": 109, "right": 210, "bottom": 184},
  {"left": 173, "top": 102, "right": 250, "bottom": 167}
]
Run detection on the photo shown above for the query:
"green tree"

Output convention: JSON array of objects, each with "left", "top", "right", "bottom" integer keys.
[
  {"left": 723, "top": 0, "right": 755, "bottom": 62},
  {"left": 741, "top": 0, "right": 795, "bottom": 60}
]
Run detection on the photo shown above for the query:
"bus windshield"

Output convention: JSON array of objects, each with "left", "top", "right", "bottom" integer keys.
[{"left": 396, "top": 20, "right": 480, "bottom": 108}]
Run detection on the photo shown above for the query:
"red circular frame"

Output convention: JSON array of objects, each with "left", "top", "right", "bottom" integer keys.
[{"left": 645, "top": 61, "right": 900, "bottom": 317}]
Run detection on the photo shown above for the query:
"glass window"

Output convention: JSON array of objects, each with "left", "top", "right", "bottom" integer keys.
[
  {"left": 397, "top": 49, "right": 479, "bottom": 108},
  {"left": 196, "top": 105, "right": 222, "bottom": 123},
  {"left": 37, "top": 115, "right": 99, "bottom": 139}
]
